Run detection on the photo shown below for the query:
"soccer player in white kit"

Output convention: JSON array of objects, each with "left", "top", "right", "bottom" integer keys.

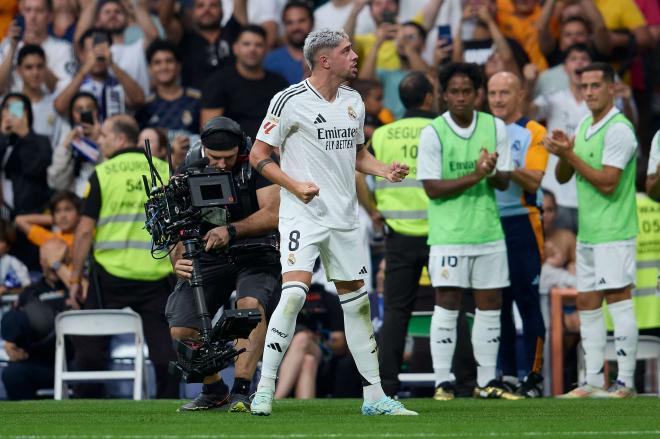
[{"left": 249, "top": 28, "right": 417, "bottom": 416}]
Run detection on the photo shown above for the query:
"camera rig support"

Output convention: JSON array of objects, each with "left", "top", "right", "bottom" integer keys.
[{"left": 141, "top": 140, "right": 261, "bottom": 382}]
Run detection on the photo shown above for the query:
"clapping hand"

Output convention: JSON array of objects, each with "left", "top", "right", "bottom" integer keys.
[
  {"left": 542, "top": 129, "right": 574, "bottom": 157},
  {"left": 476, "top": 148, "right": 498, "bottom": 177}
]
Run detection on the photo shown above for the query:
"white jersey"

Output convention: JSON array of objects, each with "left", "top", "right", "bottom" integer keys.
[{"left": 256, "top": 79, "right": 366, "bottom": 229}]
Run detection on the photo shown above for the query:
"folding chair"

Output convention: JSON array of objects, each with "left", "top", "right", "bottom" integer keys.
[{"left": 54, "top": 309, "right": 149, "bottom": 400}]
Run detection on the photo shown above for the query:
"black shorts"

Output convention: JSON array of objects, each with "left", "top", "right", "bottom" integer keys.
[{"left": 165, "top": 257, "right": 281, "bottom": 329}]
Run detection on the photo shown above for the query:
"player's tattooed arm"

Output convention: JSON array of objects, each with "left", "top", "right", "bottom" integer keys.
[{"left": 256, "top": 158, "right": 274, "bottom": 174}]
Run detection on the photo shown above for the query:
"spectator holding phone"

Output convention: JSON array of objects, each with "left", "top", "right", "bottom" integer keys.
[
  {"left": 74, "top": 0, "right": 159, "bottom": 96},
  {"left": 345, "top": 0, "right": 404, "bottom": 72},
  {"left": 0, "top": 0, "right": 75, "bottom": 95},
  {"left": 53, "top": 28, "right": 145, "bottom": 120},
  {"left": 358, "top": 21, "right": 429, "bottom": 119},
  {"left": 48, "top": 91, "right": 101, "bottom": 196},
  {"left": 15, "top": 44, "right": 59, "bottom": 146},
  {"left": 451, "top": 1, "right": 528, "bottom": 79},
  {"left": 0, "top": 93, "right": 52, "bottom": 270}
]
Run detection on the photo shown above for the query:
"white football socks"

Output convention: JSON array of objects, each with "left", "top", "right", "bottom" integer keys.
[
  {"left": 608, "top": 299, "right": 638, "bottom": 387},
  {"left": 430, "top": 305, "right": 458, "bottom": 386},
  {"left": 472, "top": 309, "right": 501, "bottom": 387},
  {"left": 579, "top": 307, "right": 606, "bottom": 388},
  {"left": 256, "top": 281, "right": 307, "bottom": 392},
  {"left": 339, "top": 287, "right": 385, "bottom": 402}
]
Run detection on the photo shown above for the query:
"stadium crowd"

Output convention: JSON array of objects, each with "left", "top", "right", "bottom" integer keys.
[{"left": 0, "top": 0, "right": 659, "bottom": 405}]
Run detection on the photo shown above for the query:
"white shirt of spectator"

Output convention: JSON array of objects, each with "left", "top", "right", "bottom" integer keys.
[
  {"left": 80, "top": 77, "right": 126, "bottom": 119},
  {"left": 222, "top": 0, "right": 279, "bottom": 26},
  {"left": 110, "top": 38, "right": 150, "bottom": 96},
  {"left": 417, "top": 110, "right": 513, "bottom": 256},
  {"left": 0, "top": 36, "right": 75, "bottom": 93},
  {"left": 31, "top": 93, "right": 59, "bottom": 146},
  {"left": 648, "top": 130, "right": 660, "bottom": 176},
  {"left": 0, "top": 254, "right": 31, "bottom": 288},
  {"left": 313, "top": 1, "right": 375, "bottom": 36},
  {"left": 256, "top": 80, "right": 365, "bottom": 230},
  {"left": 419, "top": 0, "right": 463, "bottom": 64}
]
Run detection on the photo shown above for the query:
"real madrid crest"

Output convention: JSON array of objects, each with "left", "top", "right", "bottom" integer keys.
[
  {"left": 181, "top": 110, "right": 193, "bottom": 127},
  {"left": 287, "top": 253, "right": 296, "bottom": 266},
  {"left": 441, "top": 268, "right": 449, "bottom": 279},
  {"left": 347, "top": 105, "right": 357, "bottom": 120}
]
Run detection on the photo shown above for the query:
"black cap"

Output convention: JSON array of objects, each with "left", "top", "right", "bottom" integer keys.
[{"left": 200, "top": 116, "right": 244, "bottom": 151}]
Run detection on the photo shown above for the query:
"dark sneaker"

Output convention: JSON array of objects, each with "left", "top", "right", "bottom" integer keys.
[
  {"left": 516, "top": 372, "right": 544, "bottom": 398},
  {"left": 178, "top": 390, "right": 230, "bottom": 412},
  {"left": 228, "top": 393, "right": 251, "bottom": 413},
  {"left": 473, "top": 380, "right": 524, "bottom": 400}
]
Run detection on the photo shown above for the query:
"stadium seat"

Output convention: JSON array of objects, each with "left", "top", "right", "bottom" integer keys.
[
  {"left": 577, "top": 335, "right": 660, "bottom": 396},
  {"left": 54, "top": 309, "right": 149, "bottom": 400}
]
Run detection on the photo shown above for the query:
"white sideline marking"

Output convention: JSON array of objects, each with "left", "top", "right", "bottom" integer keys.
[{"left": 3, "top": 433, "right": 660, "bottom": 438}]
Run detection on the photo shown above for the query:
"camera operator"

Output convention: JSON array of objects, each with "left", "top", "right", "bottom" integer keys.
[{"left": 166, "top": 116, "right": 280, "bottom": 413}]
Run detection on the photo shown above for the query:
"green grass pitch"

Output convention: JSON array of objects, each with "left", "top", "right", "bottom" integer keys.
[{"left": 1, "top": 398, "right": 659, "bottom": 438}]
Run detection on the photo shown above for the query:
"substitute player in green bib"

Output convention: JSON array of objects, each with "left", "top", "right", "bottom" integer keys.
[
  {"left": 545, "top": 63, "right": 639, "bottom": 398},
  {"left": 647, "top": 129, "right": 660, "bottom": 201},
  {"left": 417, "top": 63, "right": 519, "bottom": 401}
]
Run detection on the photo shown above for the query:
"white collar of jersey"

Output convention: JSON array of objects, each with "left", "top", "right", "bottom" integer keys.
[
  {"left": 442, "top": 110, "right": 477, "bottom": 138},
  {"left": 305, "top": 79, "right": 338, "bottom": 103},
  {"left": 588, "top": 106, "right": 620, "bottom": 134}
]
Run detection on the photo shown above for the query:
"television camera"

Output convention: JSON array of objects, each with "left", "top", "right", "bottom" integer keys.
[{"left": 141, "top": 140, "right": 261, "bottom": 382}]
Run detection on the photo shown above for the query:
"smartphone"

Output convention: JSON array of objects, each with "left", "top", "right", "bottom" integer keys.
[
  {"left": 438, "top": 24, "right": 452, "bottom": 46},
  {"left": 381, "top": 11, "right": 396, "bottom": 24},
  {"left": 80, "top": 110, "right": 94, "bottom": 125},
  {"left": 92, "top": 32, "right": 109, "bottom": 62},
  {"left": 14, "top": 15, "right": 24, "bottom": 41},
  {"left": 92, "top": 32, "right": 109, "bottom": 46},
  {"left": 8, "top": 101, "right": 24, "bottom": 119}
]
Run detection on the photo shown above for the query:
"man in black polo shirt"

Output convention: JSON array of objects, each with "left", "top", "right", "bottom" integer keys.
[
  {"left": 201, "top": 25, "right": 288, "bottom": 140},
  {"left": 177, "top": 0, "right": 248, "bottom": 90}
]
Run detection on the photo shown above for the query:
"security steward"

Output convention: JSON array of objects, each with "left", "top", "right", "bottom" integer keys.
[
  {"left": 166, "top": 116, "right": 280, "bottom": 413},
  {"left": 69, "top": 114, "right": 179, "bottom": 398},
  {"left": 366, "top": 72, "right": 435, "bottom": 396}
]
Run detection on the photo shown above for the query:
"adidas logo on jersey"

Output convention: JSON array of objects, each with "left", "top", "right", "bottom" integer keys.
[
  {"left": 598, "top": 278, "right": 607, "bottom": 285},
  {"left": 267, "top": 343, "right": 282, "bottom": 352},
  {"left": 435, "top": 338, "right": 453, "bottom": 344},
  {"left": 358, "top": 266, "right": 368, "bottom": 275},
  {"left": 314, "top": 113, "right": 327, "bottom": 124}
]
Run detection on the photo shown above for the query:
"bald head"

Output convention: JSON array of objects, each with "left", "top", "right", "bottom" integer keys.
[
  {"left": 488, "top": 71, "right": 522, "bottom": 92},
  {"left": 487, "top": 71, "right": 524, "bottom": 123},
  {"left": 109, "top": 114, "right": 140, "bottom": 146},
  {"left": 99, "top": 114, "right": 140, "bottom": 158}
]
